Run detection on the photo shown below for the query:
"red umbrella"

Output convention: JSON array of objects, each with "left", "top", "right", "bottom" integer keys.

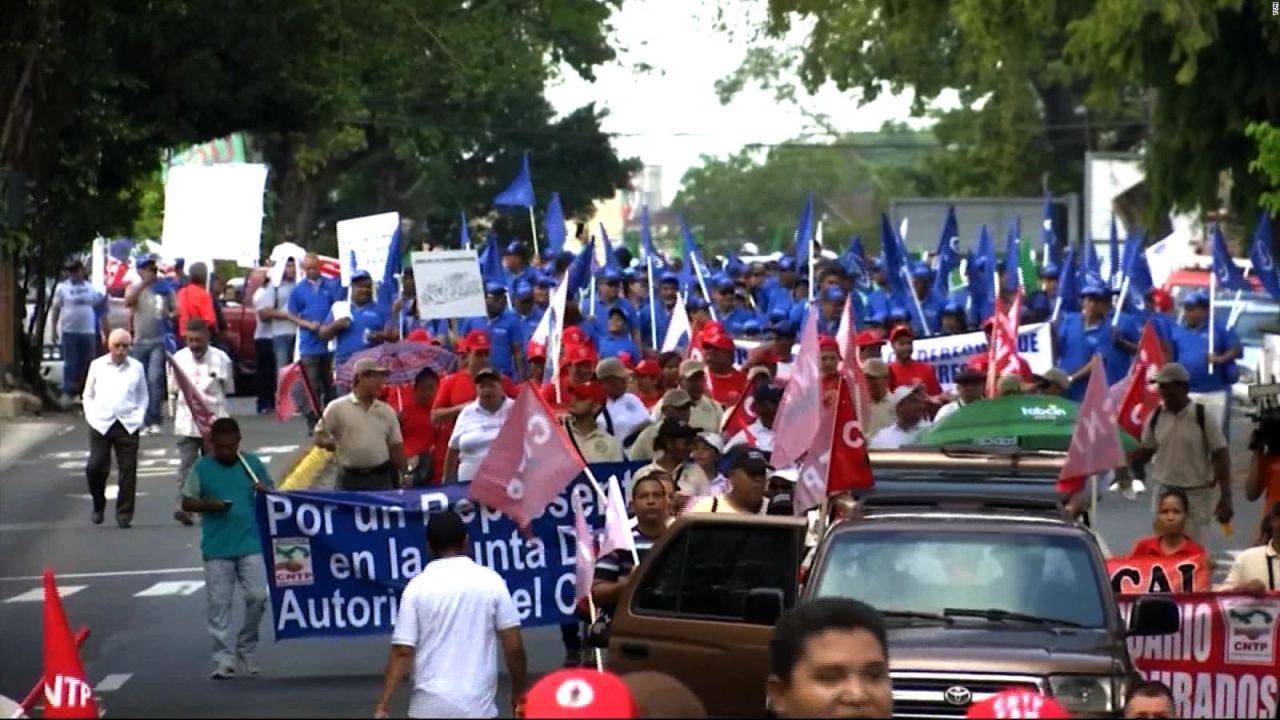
[{"left": 336, "top": 342, "right": 458, "bottom": 386}]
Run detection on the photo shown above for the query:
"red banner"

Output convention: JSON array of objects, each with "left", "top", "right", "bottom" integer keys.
[
  {"left": 1107, "top": 554, "right": 1212, "bottom": 594},
  {"left": 1118, "top": 592, "right": 1280, "bottom": 718}
]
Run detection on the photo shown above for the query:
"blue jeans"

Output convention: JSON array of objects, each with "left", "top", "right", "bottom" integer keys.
[
  {"left": 204, "top": 554, "right": 268, "bottom": 669},
  {"left": 131, "top": 338, "right": 167, "bottom": 426},
  {"left": 60, "top": 331, "right": 97, "bottom": 395},
  {"left": 273, "top": 335, "right": 296, "bottom": 370}
]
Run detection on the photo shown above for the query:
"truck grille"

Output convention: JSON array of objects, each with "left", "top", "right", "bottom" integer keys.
[{"left": 891, "top": 672, "right": 1046, "bottom": 719}]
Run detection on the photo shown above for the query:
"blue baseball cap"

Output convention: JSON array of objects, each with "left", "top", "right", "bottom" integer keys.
[
  {"left": 996, "top": 259, "right": 1007, "bottom": 273},
  {"left": 1080, "top": 283, "right": 1110, "bottom": 299},
  {"left": 1182, "top": 289, "right": 1211, "bottom": 307},
  {"left": 741, "top": 319, "right": 764, "bottom": 334},
  {"left": 910, "top": 262, "right": 932, "bottom": 280},
  {"left": 600, "top": 268, "right": 623, "bottom": 283},
  {"left": 867, "top": 312, "right": 887, "bottom": 326},
  {"left": 536, "top": 274, "right": 558, "bottom": 288},
  {"left": 770, "top": 320, "right": 796, "bottom": 336},
  {"left": 768, "top": 307, "right": 789, "bottom": 323},
  {"left": 622, "top": 268, "right": 638, "bottom": 282},
  {"left": 686, "top": 296, "right": 708, "bottom": 311},
  {"left": 659, "top": 271, "right": 680, "bottom": 285},
  {"left": 869, "top": 256, "right": 883, "bottom": 271},
  {"left": 714, "top": 277, "right": 735, "bottom": 293},
  {"left": 888, "top": 306, "right": 909, "bottom": 321},
  {"left": 822, "top": 287, "right": 846, "bottom": 303},
  {"left": 942, "top": 300, "right": 964, "bottom": 315},
  {"left": 778, "top": 256, "right": 797, "bottom": 272},
  {"left": 726, "top": 263, "right": 744, "bottom": 278},
  {"left": 484, "top": 280, "right": 508, "bottom": 295},
  {"left": 351, "top": 269, "right": 373, "bottom": 283},
  {"left": 1041, "top": 263, "right": 1061, "bottom": 279},
  {"left": 135, "top": 254, "right": 156, "bottom": 270},
  {"left": 504, "top": 241, "right": 525, "bottom": 256}
]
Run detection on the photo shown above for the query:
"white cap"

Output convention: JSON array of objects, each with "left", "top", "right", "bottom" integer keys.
[
  {"left": 888, "top": 383, "right": 923, "bottom": 410},
  {"left": 768, "top": 466, "right": 799, "bottom": 484},
  {"left": 696, "top": 432, "right": 725, "bottom": 454}
]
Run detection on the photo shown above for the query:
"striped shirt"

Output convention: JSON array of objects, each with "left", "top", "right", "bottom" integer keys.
[{"left": 594, "top": 527, "right": 664, "bottom": 583}]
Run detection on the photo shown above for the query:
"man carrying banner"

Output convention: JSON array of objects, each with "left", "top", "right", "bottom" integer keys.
[
  {"left": 180, "top": 417, "right": 273, "bottom": 679},
  {"left": 168, "top": 319, "right": 233, "bottom": 526},
  {"left": 314, "top": 358, "right": 408, "bottom": 491},
  {"left": 1219, "top": 501, "right": 1279, "bottom": 593},
  {"left": 377, "top": 510, "right": 527, "bottom": 719}
]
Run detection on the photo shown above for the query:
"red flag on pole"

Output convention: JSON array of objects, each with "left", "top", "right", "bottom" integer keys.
[
  {"left": 720, "top": 372, "right": 766, "bottom": 437},
  {"left": 165, "top": 351, "right": 215, "bottom": 442},
  {"left": 837, "top": 294, "right": 873, "bottom": 416},
  {"left": 771, "top": 310, "right": 823, "bottom": 468},
  {"left": 1056, "top": 354, "right": 1126, "bottom": 494},
  {"left": 795, "top": 376, "right": 872, "bottom": 514},
  {"left": 985, "top": 290, "right": 1022, "bottom": 396},
  {"left": 469, "top": 383, "right": 587, "bottom": 529},
  {"left": 274, "top": 361, "right": 319, "bottom": 422},
  {"left": 1117, "top": 321, "right": 1165, "bottom": 439},
  {"left": 42, "top": 570, "right": 98, "bottom": 719}
]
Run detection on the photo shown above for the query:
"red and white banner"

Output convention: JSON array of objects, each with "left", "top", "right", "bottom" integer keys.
[
  {"left": 985, "top": 290, "right": 1022, "bottom": 396},
  {"left": 1118, "top": 321, "right": 1165, "bottom": 440},
  {"left": 1107, "top": 554, "right": 1212, "bottom": 594}
]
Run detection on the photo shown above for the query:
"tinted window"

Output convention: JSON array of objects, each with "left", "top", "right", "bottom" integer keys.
[
  {"left": 812, "top": 530, "right": 1107, "bottom": 628},
  {"left": 633, "top": 525, "right": 799, "bottom": 621}
]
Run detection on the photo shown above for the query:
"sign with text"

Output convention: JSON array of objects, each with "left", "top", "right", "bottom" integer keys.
[
  {"left": 1119, "top": 592, "right": 1280, "bottom": 718},
  {"left": 255, "top": 462, "right": 644, "bottom": 640},
  {"left": 879, "top": 323, "right": 1053, "bottom": 390},
  {"left": 336, "top": 212, "right": 400, "bottom": 287},
  {"left": 410, "top": 249, "right": 486, "bottom": 320},
  {"left": 1108, "top": 554, "right": 1212, "bottom": 595}
]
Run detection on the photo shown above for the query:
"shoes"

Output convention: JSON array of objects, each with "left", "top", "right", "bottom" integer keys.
[
  {"left": 237, "top": 654, "right": 260, "bottom": 676},
  {"left": 173, "top": 510, "right": 195, "bottom": 526},
  {"left": 562, "top": 650, "right": 583, "bottom": 668},
  {"left": 1132, "top": 479, "right": 1147, "bottom": 494},
  {"left": 116, "top": 516, "right": 132, "bottom": 529},
  {"left": 143, "top": 424, "right": 162, "bottom": 436},
  {"left": 211, "top": 665, "right": 236, "bottom": 680},
  {"left": 91, "top": 510, "right": 104, "bottom": 525}
]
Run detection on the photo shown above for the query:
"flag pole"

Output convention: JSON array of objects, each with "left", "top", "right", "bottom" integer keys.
[
  {"left": 1208, "top": 269, "right": 1217, "bottom": 369},
  {"left": 1112, "top": 273, "right": 1130, "bottom": 327},
  {"left": 692, "top": 256, "right": 717, "bottom": 323},
  {"left": 586, "top": 596, "right": 604, "bottom": 671},
  {"left": 580, "top": 464, "right": 609, "bottom": 508},
  {"left": 528, "top": 207, "right": 540, "bottom": 257},
  {"left": 646, "top": 256, "right": 658, "bottom": 349}
]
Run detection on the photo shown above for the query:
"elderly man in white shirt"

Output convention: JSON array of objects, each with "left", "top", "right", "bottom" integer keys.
[
  {"left": 595, "top": 358, "right": 649, "bottom": 444},
  {"left": 168, "top": 318, "right": 233, "bottom": 526},
  {"left": 83, "top": 328, "right": 149, "bottom": 528},
  {"left": 869, "top": 384, "right": 933, "bottom": 450}
]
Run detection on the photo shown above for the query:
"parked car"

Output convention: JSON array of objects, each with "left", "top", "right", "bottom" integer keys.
[{"left": 602, "top": 449, "right": 1179, "bottom": 718}]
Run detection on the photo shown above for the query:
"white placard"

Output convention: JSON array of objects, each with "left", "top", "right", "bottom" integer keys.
[
  {"left": 410, "top": 250, "right": 486, "bottom": 320},
  {"left": 161, "top": 164, "right": 268, "bottom": 267},
  {"left": 336, "top": 212, "right": 399, "bottom": 287},
  {"left": 879, "top": 322, "right": 1053, "bottom": 391}
]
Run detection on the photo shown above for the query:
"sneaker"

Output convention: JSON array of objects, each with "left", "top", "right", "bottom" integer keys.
[
  {"left": 173, "top": 510, "right": 195, "bottom": 526},
  {"left": 237, "top": 654, "right": 260, "bottom": 676},
  {"left": 211, "top": 665, "right": 236, "bottom": 680},
  {"left": 143, "top": 424, "right": 163, "bottom": 436},
  {"left": 1132, "top": 479, "right": 1147, "bottom": 494}
]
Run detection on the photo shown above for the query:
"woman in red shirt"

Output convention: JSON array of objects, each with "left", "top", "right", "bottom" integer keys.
[
  {"left": 1128, "top": 488, "right": 1207, "bottom": 560},
  {"left": 633, "top": 359, "right": 663, "bottom": 408}
]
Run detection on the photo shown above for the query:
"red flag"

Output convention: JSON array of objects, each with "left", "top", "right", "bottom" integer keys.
[
  {"left": 720, "top": 372, "right": 766, "bottom": 437},
  {"left": 795, "top": 376, "right": 872, "bottom": 513},
  {"left": 1057, "top": 354, "right": 1126, "bottom": 494},
  {"left": 274, "top": 361, "right": 320, "bottom": 422},
  {"left": 1117, "top": 321, "right": 1165, "bottom": 439},
  {"left": 469, "top": 383, "right": 587, "bottom": 529},
  {"left": 985, "top": 290, "right": 1022, "bottom": 397},
  {"left": 771, "top": 310, "right": 823, "bottom": 468},
  {"left": 42, "top": 570, "right": 98, "bottom": 719},
  {"left": 837, "top": 294, "right": 873, "bottom": 417},
  {"left": 165, "top": 351, "right": 215, "bottom": 441}
]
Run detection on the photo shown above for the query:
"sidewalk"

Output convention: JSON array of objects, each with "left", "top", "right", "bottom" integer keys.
[{"left": 0, "top": 417, "right": 76, "bottom": 466}]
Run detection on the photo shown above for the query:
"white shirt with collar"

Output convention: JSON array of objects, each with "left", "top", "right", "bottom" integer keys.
[
  {"left": 168, "top": 345, "right": 234, "bottom": 437},
  {"left": 449, "top": 398, "right": 514, "bottom": 483},
  {"left": 1221, "top": 542, "right": 1279, "bottom": 592},
  {"left": 868, "top": 420, "right": 933, "bottom": 450},
  {"left": 83, "top": 354, "right": 148, "bottom": 435},
  {"left": 598, "top": 391, "right": 650, "bottom": 442},
  {"left": 934, "top": 399, "right": 968, "bottom": 424},
  {"left": 725, "top": 419, "right": 776, "bottom": 454}
]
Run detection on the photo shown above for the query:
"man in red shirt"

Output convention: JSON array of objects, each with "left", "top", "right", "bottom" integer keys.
[
  {"left": 701, "top": 329, "right": 746, "bottom": 406},
  {"left": 400, "top": 367, "right": 442, "bottom": 486},
  {"left": 541, "top": 344, "right": 597, "bottom": 410},
  {"left": 856, "top": 329, "right": 886, "bottom": 363},
  {"left": 175, "top": 262, "right": 219, "bottom": 337},
  {"left": 819, "top": 336, "right": 841, "bottom": 408},
  {"left": 887, "top": 326, "right": 943, "bottom": 397}
]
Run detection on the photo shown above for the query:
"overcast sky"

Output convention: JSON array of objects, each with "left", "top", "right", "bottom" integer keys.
[{"left": 545, "top": 0, "right": 954, "bottom": 205}]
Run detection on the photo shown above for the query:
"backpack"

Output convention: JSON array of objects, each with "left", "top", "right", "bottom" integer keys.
[{"left": 1147, "top": 403, "right": 1208, "bottom": 453}]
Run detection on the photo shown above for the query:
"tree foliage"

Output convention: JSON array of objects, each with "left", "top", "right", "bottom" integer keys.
[{"left": 1247, "top": 122, "right": 1280, "bottom": 216}]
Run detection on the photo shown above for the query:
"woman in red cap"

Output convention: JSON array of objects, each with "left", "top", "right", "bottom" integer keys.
[
  {"left": 633, "top": 359, "right": 663, "bottom": 408},
  {"left": 539, "top": 344, "right": 598, "bottom": 411},
  {"left": 701, "top": 326, "right": 746, "bottom": 406},
  {"left": 431, "top": 330, "right": 516, "bottom": 453}
]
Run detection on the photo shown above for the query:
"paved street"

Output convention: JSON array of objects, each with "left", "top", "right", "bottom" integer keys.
[{"left": 0, "top": 403, "right": 1266, "bottom": 717}]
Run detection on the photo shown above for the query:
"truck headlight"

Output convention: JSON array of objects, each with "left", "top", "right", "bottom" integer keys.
[{"left": 1049, "top": 675, "right": 1113, "bottom": 714}]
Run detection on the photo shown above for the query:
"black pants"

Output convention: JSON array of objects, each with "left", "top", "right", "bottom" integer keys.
[
  {"left": 86, "top": 421, "right": 140, "bottom": 518},
  {"left": 300, "top": 353, "right": 335, "bottom": 432},
  {"left": 337, "top": 463, "right": 397, "bottom": 491},
  {"left": 255, "top": 338, "right": 277, "bottom": 413}
]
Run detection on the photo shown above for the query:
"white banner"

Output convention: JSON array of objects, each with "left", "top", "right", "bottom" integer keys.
[
  {"left": 161, "top": 164, "right": 268, "bottom": 267},
  {"left": 879, "top": 322, "right": 1053, "bottom": 390},
  {"left": 336, "top": 212, "right": 400, "bottom": 287},
  {"left": 410, "top": 250, "right": 486, "bottom": 320}
]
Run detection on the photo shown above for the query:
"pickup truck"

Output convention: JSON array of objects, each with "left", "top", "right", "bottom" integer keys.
[{"left": 601, "top": 449, "right": 1181, "bottom": 718}]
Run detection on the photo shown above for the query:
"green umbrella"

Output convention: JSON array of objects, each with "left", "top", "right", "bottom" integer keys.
[{"left": 917, "top": 395, "right": 1136, "bottom": 451}]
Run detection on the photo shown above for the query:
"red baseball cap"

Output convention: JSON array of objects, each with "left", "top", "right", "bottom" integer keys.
[
  {"left": 889, "top": 326, "right": 914, "bottom": 342},
  {"left": 560, "top": 344, "right": 598, "bottom": 368},
  {"left": 1148, "top": 287, "right": 1173, "bottom": 313},
  {"left": 567, "top": 381, "right": 608, "bottom": 405},
  {"left": 700, "top": 320, "right": 726, "bottom": 337},
  {"left": 525, "top": 669, "right": 636, "bottom": 719},
  {"left": 563, "top": 326, "right": 593, "bottom": 349},
  {"left": 966, "top": 690, "right": 1069, "bottom": 719},
  {"left": 405, "top": 328, "right": 432, "bottom": 344},
  {"left": 634, "top": 359, "right": 660, "bottom": 378},
  {"left": 818, "top": 336, "right": 840, "bottom": 353},
  {"left": 527, "top": 341, "right": 547, "bottom": 361},
  {"left": 464, "top": 329, "right": 492, "bottom": 352},
  {"left": 855, "top": 329, "right": 884, "bottom": 347},
  {"left": 701, "top": 331, "right": 735, "bottom": 352}
]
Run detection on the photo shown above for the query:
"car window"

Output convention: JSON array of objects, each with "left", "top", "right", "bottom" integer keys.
[
  {"left": 812, "top": 530, "right": 1107, "bottom": 628},
  {"left": 633, "top": 524, "right": 800, "bottom": 621}
]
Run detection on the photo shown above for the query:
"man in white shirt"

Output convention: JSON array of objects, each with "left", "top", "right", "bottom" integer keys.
[
  {"left": 869, "top": 384, "right": 933, "bottom": 450},
  {"left": 251, "top": 271, "right": 277, "bottom": 414},
  {"left": 595, "top": 358, "right": 649, "bottom": 443},
  {"left": 445, "top": 369, "right": 513, "bottom": 483},
  {"left": 1218, "top": 504, "right": 1278, "bottom": 594},
  {"left": 725, "top": 383, "right": 781, "bottom": 457},
  {"left": 376, "top": 510, "right": 527, "bottom": 719},
  {"left": 169, "top": 318, "right": 233, "bottom": 526},
  {"left": 934, "top": 366, "right": 984, "bottom": 424},
  {"left": 83, "top": 329, "right": 149, "bottom": 528}
]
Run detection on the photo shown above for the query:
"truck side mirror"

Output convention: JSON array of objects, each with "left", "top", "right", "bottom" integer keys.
[
  {"left": 743, "top": 587, "right": 785, "bottom": 625},
  {"left": 1127, "top": 596, "right": 1180, "bottom": 636}
]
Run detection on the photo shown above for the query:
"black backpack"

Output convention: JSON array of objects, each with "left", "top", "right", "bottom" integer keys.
[{"left": 1147, "top": 403, "right": 1208, "bottom": 453}]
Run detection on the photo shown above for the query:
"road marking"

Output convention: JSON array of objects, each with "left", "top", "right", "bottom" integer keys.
[
  {"left": 94, "top": 674, "right": 132, "bottom": 692},
  {"left": 4, "top": 585, "right": 87, "bottom": 603},
  {"left": 134, "top": 580, "right": 204, "bottom": 597},
  {"left": 68, "top": 487, "right": 149, "bottom": 502},
  {"left": 256, "top": 445, "right": 300, "bottom": 454},
  {"left": 0, "top": 567, "right": 202, "bottom": 582}
]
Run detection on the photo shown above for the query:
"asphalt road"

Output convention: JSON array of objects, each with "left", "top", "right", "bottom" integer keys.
[{"left": 0, "top": 404, "right": 1265, "bottom": 717}]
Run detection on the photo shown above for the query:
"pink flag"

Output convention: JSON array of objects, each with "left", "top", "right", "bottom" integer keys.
[
  {"left": 598, "top": 475, "right": 636, "bottom": 561},
  {"left": 837, "top": 294, "right": 872, "bottom": 417},
  {"left": 771, "top": 310, "right": 823, "bottom": 468},
  {"left": 794, "top": 387, "right": 837, "bottom": 515},
  {"left": 1057, "top": 354, "right": 1125, "bottom": 493},
  {"left": 572, "top": 493, "right": 595, "bottom": 608},
  {"left": 469, "top": 383, "right": 587, "bottom": 529}
]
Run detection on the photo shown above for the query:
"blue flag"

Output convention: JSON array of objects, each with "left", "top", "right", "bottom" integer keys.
[
  {"left": 1041, "top": 193, "right": 1061, "bottom": 268},
  {"left": 459, "top": 211, "right": 472, "bottom": 250},
  {"left": 678, "top": 215, "right": 711, "bottom": 297},
  {"left": 377, "top": 226, "right": 402, "bottom": 310},
  {"left": 566, "top": 238, "right": 595, "bottom": 295},
  {"left": 1211, "top": 224, "right": 1252, "bottom": 292},
  {"left": 478, "top": 233, "right": 506, "bottom": 286},
  {"left": 966, "top": 225, "right": 996, "bottom": 325},
  {"left": 1117, "top": 229, "right": 1152, "bottom": 314},
  {"left": 494, "top": 152, "right": 535, "bottom": 209},
  {"left": 793, "top": 194, "right": 814, "bottom": 272},
  {"left": 840, "top": 235, "right": 868, "bottom": 285},
  {"left": 881, "top": 213, "right": 930, "bottom": 335},
  {"left": 1082, "top": 238, "right": 1105, "bottom": 288},
  {"left": 1249, "top": 212, "right": 1280, "bottom": 301},
  {"left": 1002, "top": 221, "right": 1021, "bottom": 294},
  {"left": 1056, "top": 247, "right": 1081, "bottom": 317},
  {"left": 596, "top": 223, "right": 621, "bottom": 273},
  {"left": 545, "top": 193, "right": 567, "bottom": 256},
  {"left": 932, "top": 206, "right": 960, "bottom": 298}
]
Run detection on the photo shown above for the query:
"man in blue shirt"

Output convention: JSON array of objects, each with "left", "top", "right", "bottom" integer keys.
[
  {"left": 817, "top": 287, "right": 845, "bottom": 337},
  {"left": 938, "top": 301, "right": 967, "bottom": 335},
  {"left": 459, "top": 282, "right": 526, "bottom": 380},
  {"left": 764, "top": 257, "right": 799, "bottom": 316},
  {"left": 1054, "top": 284, "right": 1138, "bottom": 402},
  {"left": 712, "top": 278, "right": 756, "bottom": 335},
  {"left": 642, "top": 272, "right": 681, "bottom": 349},
  {"left": 593, "top": 268, "right": 640, "bottom": 344},
  {"left": 1025, "top": 263, "right": 1059, "bottom": 323},
  {"left": 180, "top": 417, "right": 273, "bottom": 679},
  {"left": 597, "top": 308, "right": 641, "bottom": 364},
  {"left": 285, "top": 254, "right": 341, "bottom": 429},
  {"left": 910, "top": 262, "right": 945, "bottom": 334},
  {"left": 503, "top": 241, "right": 535, "bottom": 291},
  {"left": 319, "top": 270, "right": 393, "bottom": 391},
  {"left": 513, "top": 282, "right": 543, "bottom": 341},
  {"left": 1170, "top": 290, "right": 1241, "bottom": 439}
]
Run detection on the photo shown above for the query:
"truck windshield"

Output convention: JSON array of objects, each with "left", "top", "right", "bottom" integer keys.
[{"left": 811, "top": 530, "right": 1107, "bottom": 629}]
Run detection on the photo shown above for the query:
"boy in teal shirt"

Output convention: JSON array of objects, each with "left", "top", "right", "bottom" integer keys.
[{"left": 181, "top": 417, "right": 274, "bottom": 679}]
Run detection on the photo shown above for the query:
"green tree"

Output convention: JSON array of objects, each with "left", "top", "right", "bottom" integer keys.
[{"left": 1247, "top": 122, "right": 1280, "bottom": 216}]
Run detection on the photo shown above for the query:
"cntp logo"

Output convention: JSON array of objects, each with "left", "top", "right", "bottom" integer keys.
[
  {"left": 1218, "top": 596, "right": 1280, "bottom": 666},
  {"left": 1020, "top": 405, "right": 1068, "bottom": 419}
]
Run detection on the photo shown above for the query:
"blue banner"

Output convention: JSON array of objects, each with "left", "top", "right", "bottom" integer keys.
[{"left": 256, "top": 462, "right": 645, "bottom": 640}]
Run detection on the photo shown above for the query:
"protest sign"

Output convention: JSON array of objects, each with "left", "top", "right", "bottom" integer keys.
[
  {"left": 879, "top": 323, "right": 1053, "bottom": 390},
  {"left": 410, "top": 250, "right": 486, "bottom": 321},
  {"left": 161, "top": 164, "right": 269, "bottom": 267},
  {"left": 336, "top": 212, "right": 400, "bottom": 287},
  {"left": 1118, "top": 592, "right": 1280, "bottom": 718},
  {"left": 255, "top": 462, "right": 645, "bottom": 640},
  {"left": 1108, "top": 554, "right": 1212, "bottom": 595}
]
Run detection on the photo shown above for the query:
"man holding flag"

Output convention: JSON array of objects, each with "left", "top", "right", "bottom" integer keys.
[{"left": 168, "top": 318, "right": 232, "bottom": 526}]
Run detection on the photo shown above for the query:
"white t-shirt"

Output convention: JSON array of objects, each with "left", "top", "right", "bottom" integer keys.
[
  {"left": 391, "top": 556, "right": 522, "bottom": 718},
  {"left": 725, "top": 420, "right": 775, "bottom": 454},
  {"left": 598, "top": 392, "right": 650, "bottom": 442},
  {"left": 933, "top": 400, "right": 967, "bottom": 424},
  {"left": 449, "top": 398, "right": 513, "bottom": 483},
  {"left": 252, "top": 286, "right": 273, "bottom": 339},
  {"left": 868, "top": 420, "right": 933, "bottom": 450}
]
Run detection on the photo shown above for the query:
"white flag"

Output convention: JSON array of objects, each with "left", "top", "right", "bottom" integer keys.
[{"left": 661, "top": 293, "right": 691, "bottom": 353}]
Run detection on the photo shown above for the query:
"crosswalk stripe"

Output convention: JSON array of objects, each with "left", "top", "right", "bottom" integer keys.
[
  {"left": 4, "top": 585, "right": 87, "bottom": 603},
  {"left": 94, "top": 674, "right": 132, "bottom": 692},
  {"left": 134, "top": 581, "right": 205, "bottom": 597}
]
